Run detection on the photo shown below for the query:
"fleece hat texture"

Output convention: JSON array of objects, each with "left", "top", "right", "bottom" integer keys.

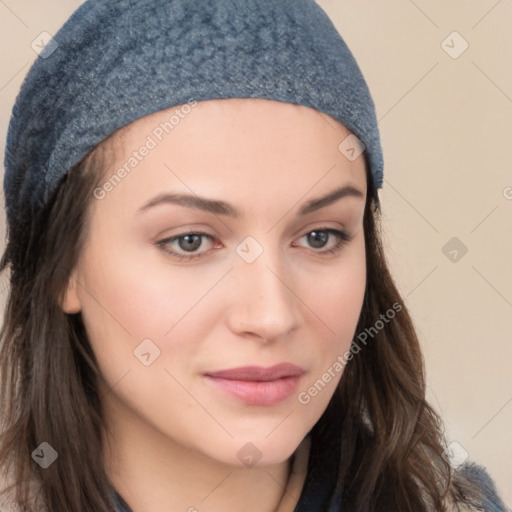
[{"left": 3, "top": 0, "right": 384, "bottom": 233}]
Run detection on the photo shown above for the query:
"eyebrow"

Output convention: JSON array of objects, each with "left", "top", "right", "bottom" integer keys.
[{"left": 136, "top": 184, "right": 364, "bottom": 218}]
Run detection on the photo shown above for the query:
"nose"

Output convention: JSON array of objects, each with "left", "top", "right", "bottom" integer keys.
[{"left": 226, "top": 245, "right": 300, "bottom": 343}]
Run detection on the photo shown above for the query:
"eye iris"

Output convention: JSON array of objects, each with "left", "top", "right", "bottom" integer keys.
[
  {"left": 179, "top": 234, "right": 202, "bottom": 252},
  {"left": 308, "top": 231, "right": 328, "bottom": 249}
]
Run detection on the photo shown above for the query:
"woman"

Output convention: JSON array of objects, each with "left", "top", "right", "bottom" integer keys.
[{"left": 0, "top": 1, "right": 509, "bottom": 511}]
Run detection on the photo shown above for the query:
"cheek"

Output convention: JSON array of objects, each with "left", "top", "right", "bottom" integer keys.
[
  {"left": 297, "top": 237, "right": 366, "bottom": 386},
  {"left": 76, "top": 236, "right": 230, "bottom": 376},
  {"left": 79, "top": 239, "right": 200, "bottom": 332},
  {"left": 312, "top": 236, "right": 366, "bottom": 342}
]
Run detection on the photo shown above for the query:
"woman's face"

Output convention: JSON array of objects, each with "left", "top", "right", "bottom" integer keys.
[{"left": 62, "top": 98, "right": 367, "bottom": 468}]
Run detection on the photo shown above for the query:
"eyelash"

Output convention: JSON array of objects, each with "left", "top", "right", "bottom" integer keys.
[{"left": 156, "top": 228, "right": 354, "bottom": 262}]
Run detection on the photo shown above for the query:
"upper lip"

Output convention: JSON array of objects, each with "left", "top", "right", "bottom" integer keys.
[{"left": 204, "top": 363, "right": 304, "bottom": 382}]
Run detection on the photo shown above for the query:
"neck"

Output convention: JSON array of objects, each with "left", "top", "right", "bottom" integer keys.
[{"left": 102, "top": 396, "right": 293, "bottom": 512}]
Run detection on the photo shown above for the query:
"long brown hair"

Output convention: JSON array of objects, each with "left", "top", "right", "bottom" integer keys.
[{"left": 0, "top": 136, "right": 486, "bottom": 511}]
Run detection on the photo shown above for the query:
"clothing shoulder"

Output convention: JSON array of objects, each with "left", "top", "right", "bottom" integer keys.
[
  {"left": 357, "top": 425, "right": 510, "bottom": 512},
  {"left": 450, "top": 461, "right": 511, "bottom": 512}
]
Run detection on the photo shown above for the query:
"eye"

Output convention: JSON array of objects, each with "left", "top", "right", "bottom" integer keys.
[
  {"left": 156, "top": 231, "right": 216, "bottom": 261},
  {"left": 293, "top": 228, "right": 354, "bottom": 255},
  {"left": 156, "top": 228, "right": 354, "bottom": 262}
]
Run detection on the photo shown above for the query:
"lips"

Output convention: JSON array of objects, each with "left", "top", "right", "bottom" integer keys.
[
  {"left": 205, "top": 363, "right": 304, "bottom": 381},
  {"left": 203, "top": 363, "right": 304, "bottom": 406}
]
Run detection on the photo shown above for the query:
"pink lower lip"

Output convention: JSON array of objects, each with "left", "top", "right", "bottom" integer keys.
[{"left": 204, "top": 375, "right": 302, "bottom": 406}]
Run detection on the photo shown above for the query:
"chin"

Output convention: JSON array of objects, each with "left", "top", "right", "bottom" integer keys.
[{"left": 212, "top": 430, "right": 307, "bottom": 469}]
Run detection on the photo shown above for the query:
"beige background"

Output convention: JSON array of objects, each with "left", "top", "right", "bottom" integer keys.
[{"left": 0, "top": 0, "right": 511, "bottom": 505}]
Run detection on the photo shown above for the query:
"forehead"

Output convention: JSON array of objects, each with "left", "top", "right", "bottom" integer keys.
[
  {"left": 94, "top": 98, "right": 367, "bottom": 214},
  {"left": 112, "top": 98, "right": 358, "bottom": 162}
]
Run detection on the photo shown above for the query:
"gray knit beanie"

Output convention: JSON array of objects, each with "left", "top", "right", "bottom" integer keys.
[{"left": 3, "top": 0, "right": 384, "bottom": 234}]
